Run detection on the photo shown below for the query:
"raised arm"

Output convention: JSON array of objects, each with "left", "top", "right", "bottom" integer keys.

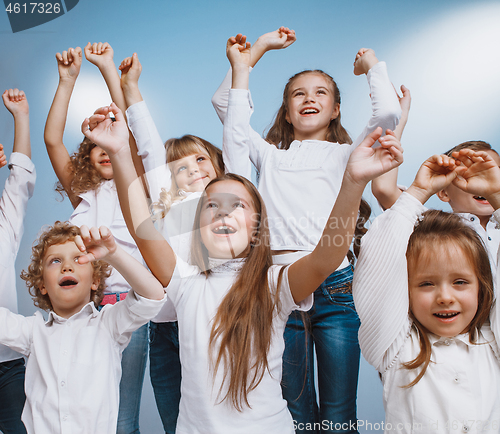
[
  {"left": 76, "top": 225, "right": 164, "bottom": 300},
  {"left": 212, "top": 27, "right": 296, "bottom": 123},
  {"left": 82, "top": 104, "right": 176, "bottom": 286},
  {"left": 351, "top": 49, "right": 402, "bottom": 150},
  {"left": 2, "top": 89, "right": 30, "bottom": 158},
  {"left": 354, "top": 154, "right": 462, "bottom": 371},
  {"left": 289, "top": 127, "right": 403, "bottom": 303},
  {"left": 371, "top": 85, "right": 411, "bottom": 210},
  {"left": 44, "top": 46, "right": 82, "bottom": 208},
  {"left": 85, "top": 42, "right": 145, "bottom": 179}
]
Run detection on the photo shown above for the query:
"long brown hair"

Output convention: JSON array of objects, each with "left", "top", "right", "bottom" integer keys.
[
  {"left": 191, "top": 173, "right": 285, "bottom": 411},
  {"left": 404, "top": 210, "right": 494, "bottom": 387},
  {"left": 56, "top": 138, "right": 106, "bottom": 197},
  {"left": 151, "top": 135, "right": 225, "bottom": 218},
  {"left": 265, "top": 70, "right": 352, "bottom": 150}
]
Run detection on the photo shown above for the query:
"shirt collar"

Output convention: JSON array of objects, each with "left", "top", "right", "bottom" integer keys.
[
  {"left": 428, "top": 332, "right": 475, "bottom": 348},
  {"left": 45, "top": 302, "right": 98, "bottom": 326}
]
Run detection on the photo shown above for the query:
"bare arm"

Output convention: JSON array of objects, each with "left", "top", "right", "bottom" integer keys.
[
  {"left": 44, "top": 47, "right": 82, "bottom": 208},
  {"left": 2, "top": 89, "right": 30, "bottom": 158},
  {"left": 82, "top": 104, "right": 176, "bottom": 287},
  {"left": 289, "top": 128, "right": 404, "bottom": 303}
]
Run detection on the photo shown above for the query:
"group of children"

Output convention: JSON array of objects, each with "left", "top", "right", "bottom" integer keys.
[{"left": 0, "top": 26, "right": 499, "bottom": 434}]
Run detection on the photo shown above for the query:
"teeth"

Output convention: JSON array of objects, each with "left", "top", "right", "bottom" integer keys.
[
  {"left": 302, "top": 108, "right": 318, "bottom": 114},
  {"left": 434, "top": 312, "right": 458, "bottom": 318},
  {"left": 474, "top": 196, "right": 487, "bottom": 201},
  {"left": 213, "top": 225, "right": 236, "bottom": 234}
]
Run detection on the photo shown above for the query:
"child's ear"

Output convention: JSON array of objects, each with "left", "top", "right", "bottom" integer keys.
[
  {"left": 330, "top": 103, "right": 340, "bottom": 121},
  {"left": 437, "top": 188, "right": 450, "bottom": 203},
  {"left": 91, "top": 279, "right": 99, "bottom": 292},
  {"left": 39, "top": 284, "right": 47, "bottom": 296},
  {"left": 285, "top": 110, "right": 291, "bottom": 124}
]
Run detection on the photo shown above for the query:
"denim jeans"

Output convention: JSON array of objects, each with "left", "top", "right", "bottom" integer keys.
[
  {"left": 117, "top": 323, "right": 149, "bottom": 434},
  {"left": 282, "top": 265, "right": 360, "bottom": 434},
  {"left": 149, "top": 321, "right": 181, "bottom": 434},
  {"left": 0, "top": 358, "right": 27, "bottom": 434}
]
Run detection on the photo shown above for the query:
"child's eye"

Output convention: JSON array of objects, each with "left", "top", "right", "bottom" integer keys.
[
  {"left": 177, "top": 166, "right": 186, "bottom": 173},
  {"left": 197, "top": 156, "right": 206, "bottom": 163},
  {"left": 233, "top": 201, "right": 244, "bottom": 208},
  {"left": 454, "top": 279, "right": 469, "bottom": 286},
  {"left": 206, "top": 202, "right": 218, "bottom": 209},
  {"left": 50, "top": 258, "right": 61, "bottom": 264},
  {"left": 418, "top": 281, "right": 433, "bottom": 288},
  {"left": 293, "top": 91, "right": 304, "bottom": 97},
  {"left": 317, "top": 89, "right": 326, "bottom": 95}
]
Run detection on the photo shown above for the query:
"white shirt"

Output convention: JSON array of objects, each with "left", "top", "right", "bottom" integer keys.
[
  {"left": 0, "top": 290, "right": 167, "bottom": 434},
  {"left": 353, "top": 192, "right": 500, "bottom": 434},
  {"left": 217, "top": 62, "right": 401, "bottom": 264},
  {"left": 167, "top": 256, "right": 313, "bottom": 434},
  {"left": 0, "top": 152, "right": 35, "bottom": 363},
  {"left": 69, "top": 179, "right": 143, "bottom": 294}
]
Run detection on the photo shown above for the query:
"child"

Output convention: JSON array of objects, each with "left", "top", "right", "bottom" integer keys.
[
  {"left": 215, "top": 29, "right": 401, "bottom": 432},
  {"left": 118, "top": 53, "right": 237, "bottom": 433},
  {"left": 81, "top": 102, "right": 402, "bottom": 433},
  {"left": 0, "top": 222, "right": 166, "bottom": 434},
  {"left": 44, "top": 44, "right": 148, "bottom": 434},
  {"left": 353, "top": 150, "right": 500, "bottom": 433},
  {"left": 0, "top": 88, "right": 35, "bottom": 434}
]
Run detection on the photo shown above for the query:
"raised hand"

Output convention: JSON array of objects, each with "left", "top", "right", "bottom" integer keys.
[
  {"left": 2, "top": 88, "right": 29, "bottom": 117},
  {"left": 119, "top": 53, "right": 142, "bottom": 89},
  {"left": 346, "top": 128, "right": 404, "bottom": 186},
  {"left": 452, "top": 149, "right": 500, "bottom": 204},
  {"left": 226, "top": 33, "right": 252, "bottom": 68},
  {"left": 84, "top": 42, "right": 115, "bottom": 70},
  {"left": 0, "top": 144, "right": 6, "bottom": 168},
  {"left": 81, "top": 102, "right": 129, "bottom": 156},
  {"left": 407, "top": 154, "right": 463, "bottom": 204},
  {"left": 75, "top": 225, "right": 117, "bottom": 264},
  {"left": 353, "top": 48, "right": 378, "bottom": 76},
  {"left": 55, "top": 46, "right": 82, "bottom": 82}
]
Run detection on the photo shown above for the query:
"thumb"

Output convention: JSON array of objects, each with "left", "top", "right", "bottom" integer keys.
[{"left": 358, "top": 127, "right": 382, "bottom": 149}]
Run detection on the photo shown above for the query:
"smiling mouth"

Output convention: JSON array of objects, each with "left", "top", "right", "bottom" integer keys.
[
  {"left": 433, "top": 312, "right": 459, "bottom": 319},
  {"left": 300, "top": 108, "right": 319, "bottom": 115},
  {"left": 59, "top": 277, "right": 78, "bottom": 287},
  {"left": 473, "top": 195, "right": 489, "bottom": 204},
  {"left": 212, "top": 225, "right": 236, "bottom": 235},
  {"left": 100, "top": 159, "right": 111, "bottom": 166}
]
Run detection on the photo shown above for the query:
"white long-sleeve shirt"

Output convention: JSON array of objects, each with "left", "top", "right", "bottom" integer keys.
[
  {"left": 216, "top": 62, "right": 401, "bottom": 260},
  {"left": 0, "top": 152, "right": 35, "bottom": 363},
  {"left": 353, "top": 192, "right": 500, "bottom": 434},
  {"left": 0, "top": 291, "right": 167, "bottom": 434}
]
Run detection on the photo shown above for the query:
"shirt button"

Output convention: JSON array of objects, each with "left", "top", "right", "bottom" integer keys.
[
  {"left": 61, "top": 381, "right": 66, "bottom": 387},
  {"left": 454, "top": 376, "right": 460, "bottom": 383},
  {"left": 62, "top": 350, "right": 68, "bottom": 355},
  {"left": 462, "top": 425, "right": 470, "bottom": 432},
  {"left": 444, "top": 339, "right": 451, "bottom": 345},
  {"left": 488, "top": 236, "right": 492, "bottom": 241},
  {"left": 470, "top": 217, "right": 475, "bottom": 221},
  {"left": 63, "top": 415, "right": 68, "bottom": 421}
]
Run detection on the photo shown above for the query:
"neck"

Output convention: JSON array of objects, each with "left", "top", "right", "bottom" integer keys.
[{"left": 293, "top": 128, "right": 328, "bottom": 142}]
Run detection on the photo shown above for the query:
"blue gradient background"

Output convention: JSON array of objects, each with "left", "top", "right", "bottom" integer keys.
[{"left": 1, "top": 1, "right": 499, "bottom": 432}]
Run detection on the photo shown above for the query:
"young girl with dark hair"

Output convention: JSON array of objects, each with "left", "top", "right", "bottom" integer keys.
[{"left": 213, "top": 28, "right": 401, "bottom": 432}]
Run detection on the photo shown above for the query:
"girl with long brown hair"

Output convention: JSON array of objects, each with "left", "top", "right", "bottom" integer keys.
[
  {"left": 213, "top": 28, "right": 402, "bottom": 433},
  {"left": 82, "top": 102, "right": 403, "bottom": 433},
  {"left": 353, "top": 150, "right": 500, "bottom": 433}
]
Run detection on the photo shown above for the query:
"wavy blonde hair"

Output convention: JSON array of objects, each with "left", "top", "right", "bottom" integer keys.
[
  {"left": 21, "top": 221, "right": 111, "bottom": 311},
  {"left": 151, "top": 135, "right": 225, "bottom": 219}
]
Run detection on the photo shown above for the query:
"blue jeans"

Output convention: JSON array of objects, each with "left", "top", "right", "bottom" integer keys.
[
  {"left": 149, "top": 321, "right": 181, "bottom": 434},
  {"left": 282, "top": 265, "right": 360, "bottom": 434},
  {"left": 117, "top": 323, "right": 149, "bottom": 434},
  {"left": 0, "top": 358, "right": 27, "bottom": 434}
]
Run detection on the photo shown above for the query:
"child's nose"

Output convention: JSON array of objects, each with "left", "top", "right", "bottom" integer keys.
[
  {"left": 62, "top": 260, "right": 74, "bottom": 273},
  {"left": 189, "top": 164, "right": 199, "bottom": 175},
  {"left": 436, "top": 286, "right": 454, "bottom": 304}
]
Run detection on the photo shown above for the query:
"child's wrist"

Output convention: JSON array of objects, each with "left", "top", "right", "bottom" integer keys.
[
  {"left": 406, "top": 184, "right": 430, "bottom": 204},
  {"left": 486, "top": 191, "right": 500, "bottom": 211}
]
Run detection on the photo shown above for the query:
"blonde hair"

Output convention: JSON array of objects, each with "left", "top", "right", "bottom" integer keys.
[
  {"left": 55, "top": 138, "right": 107, "bottom": 197},
  {"left": 404, "top": 210, "right": 493, "bottom": 387},
  {"left": 191, "top": 174, "right": 285, "bottom": 411},
  {"left": 20, "top": 221, "right": 111, "bottom": 311},
  {"left": 151, "top": 135, "right": 225, "bottom": 219}
]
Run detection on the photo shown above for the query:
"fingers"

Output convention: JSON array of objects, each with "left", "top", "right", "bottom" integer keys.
[
  {"left": 3, "top": 88, "right": 25, "bottom": 103},
  {"left": 108, "top": 102, "right": 125, "bottom": 122},
  {"left": 119, "top": 56, "right": 132, "bottom": 71},
  {"left": 359, "top": 127, "right": 383, "bottom": 148}
]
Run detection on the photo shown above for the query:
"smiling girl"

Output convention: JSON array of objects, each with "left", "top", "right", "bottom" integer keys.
[
  {"left": 81, "top": 102, "right": 402, "bottom": 434},
  {"left": 353, "top": 150, "right": 500, "bottom": 433},
  {"left": 214, "top": 29, "right": 401, "bottom": 433}
]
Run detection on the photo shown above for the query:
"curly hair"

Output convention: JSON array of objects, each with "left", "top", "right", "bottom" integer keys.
[
  {"left": 55, "top": 138, "right": 107, "bottom": 198},
  {"left": 20, "top": 221, "right": 111, "bottom": 311}
]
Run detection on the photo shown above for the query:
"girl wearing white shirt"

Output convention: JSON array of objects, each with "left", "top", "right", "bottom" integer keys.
[
  {"left": 82, "top": 102, "right": 403, "bottom": 434},
  {"left": 353, "top": 150, "right": 500, "bottom": 434},
  {"left": 215, "top": 29, "right": 401, "bottom": 433}
]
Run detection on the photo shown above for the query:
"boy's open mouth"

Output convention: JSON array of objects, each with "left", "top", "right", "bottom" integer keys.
[
  {"left": 473, "top": 195, "right": 489, "bottom": 204},
  {"left": 59, "top": 277, "right": 78, "bottom": 287}
]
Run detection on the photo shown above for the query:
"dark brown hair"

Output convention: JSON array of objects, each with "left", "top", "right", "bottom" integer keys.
[
  {"left": 265, "top": 70, "right": 352, "bottom": 150},
  {"left": 444, "top": 140, "right": 497, "bottom": 157},
  {"left": 404, "top": 209, "right": 493, "bottom": 387},
  {"left": 20, "top": 221, "right": 111, "bottom": 311},
  {"left": 191, "top": 173, "right": 285, "bottom": 411},
  {"left": 55, "top": 138, "right": 107, "bottom": 197}
]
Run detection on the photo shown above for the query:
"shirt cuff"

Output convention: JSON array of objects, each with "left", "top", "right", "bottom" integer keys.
[
  {"left": 229, "top": 89, "right": 253, "bottom": 110},
  {"left": 125, "top": 289, "right": 168, "bottom": 319},
  {"left": 391, "top": 191, "right": 427, "bottom": 222},
  {"left": 366, "top": 60, "right": 386, "bottom": 82},
  {"left": 8, "top": 152, "right": 35, "bottom": 173},
  {"left": 126, "top": 100, "right": 149, "bottom": 125}
]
